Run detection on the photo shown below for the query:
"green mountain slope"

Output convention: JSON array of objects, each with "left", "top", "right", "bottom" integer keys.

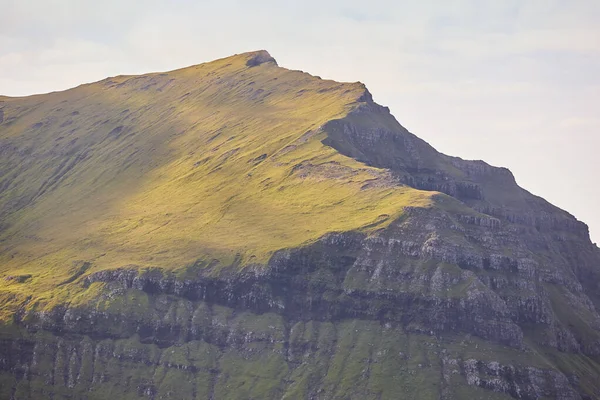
[
  {"left": 0, "top": 51, "right": 433, "bottom": 310},
  {"left": 1, "top": 51, "right": 600, "bottom": 400}
]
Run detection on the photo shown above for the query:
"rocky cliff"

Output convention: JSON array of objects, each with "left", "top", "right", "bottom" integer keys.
[{"left": 0, "top": 51, "right": 599, "bottom": 399}]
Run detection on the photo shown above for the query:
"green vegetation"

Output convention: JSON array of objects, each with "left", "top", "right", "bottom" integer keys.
[
  {"left": 0, "top": 50, "right": 433, "bottom": 313},
  {"left": 0, "top": 317, "right": 563, "bottom": 400}
]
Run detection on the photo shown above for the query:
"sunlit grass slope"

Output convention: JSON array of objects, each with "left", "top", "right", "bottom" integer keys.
[{"left": 0, "top": 51, "right": 434, "bottom": 304}]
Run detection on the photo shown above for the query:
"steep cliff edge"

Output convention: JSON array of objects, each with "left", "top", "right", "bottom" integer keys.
[{"left": 1, "top": 51, "right": 599, "bottom": 399}]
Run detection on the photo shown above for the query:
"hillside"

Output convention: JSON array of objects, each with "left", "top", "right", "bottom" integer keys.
[
  {"left": 1, "top": 51, "right": 600, "bottom": 399},
  {"left": 0, "top": 51, "right": 434, "bottom": 306}
]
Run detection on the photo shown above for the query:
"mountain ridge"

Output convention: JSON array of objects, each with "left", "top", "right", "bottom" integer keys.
[{"left": 0, "top": 50, "right": 590, "bottom": 240}]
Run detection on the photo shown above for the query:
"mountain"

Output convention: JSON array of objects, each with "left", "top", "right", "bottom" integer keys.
[{"left": 1, "top": 50, "right": 599, "bottom": 400}]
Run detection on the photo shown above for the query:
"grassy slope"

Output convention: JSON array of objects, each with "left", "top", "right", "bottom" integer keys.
[{"left": 0, "top": 51, "right": 434, "bottom": 311}]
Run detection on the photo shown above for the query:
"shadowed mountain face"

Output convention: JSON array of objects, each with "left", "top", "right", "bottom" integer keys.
[{"left": 0, "top": 50, "right": 599, "bottom": 400}]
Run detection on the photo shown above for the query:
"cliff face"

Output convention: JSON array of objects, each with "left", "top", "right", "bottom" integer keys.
[{"left": 1, "top": 51, "right": 599, "bottom": 400}]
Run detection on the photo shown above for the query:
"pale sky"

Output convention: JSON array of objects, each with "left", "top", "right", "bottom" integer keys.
[{"left": 1, "top": 0, "right": 599, "bottom": 243}]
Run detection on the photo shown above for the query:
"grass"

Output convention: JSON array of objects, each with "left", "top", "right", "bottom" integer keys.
[
  {"left": 0, "top": 50, "right": 437, "bottom": 312},
  {"left": 545, "top": 283, "right": 600, "bottom": 352}
]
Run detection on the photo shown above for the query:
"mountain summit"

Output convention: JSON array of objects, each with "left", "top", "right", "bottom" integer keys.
[{"left": 1, "top": 51, "right": 599, "bottom": 399}]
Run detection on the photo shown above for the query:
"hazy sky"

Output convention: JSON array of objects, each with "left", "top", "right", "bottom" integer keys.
[{"left": 1, "top": 0, "right": 599, "bottom": 243}]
